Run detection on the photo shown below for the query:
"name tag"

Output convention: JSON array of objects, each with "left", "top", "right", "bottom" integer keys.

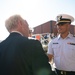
[{"left": 53, "top": 43, "right": 58, "bottom": 44}]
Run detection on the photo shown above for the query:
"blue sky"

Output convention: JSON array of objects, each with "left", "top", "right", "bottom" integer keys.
[{"left": 0, "top": 0, "right": 75, "bottom": 40}]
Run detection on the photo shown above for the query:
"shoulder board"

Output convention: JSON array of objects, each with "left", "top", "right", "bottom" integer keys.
[{"left": 52, "top": 36, "right": 57, "bottom": 39}]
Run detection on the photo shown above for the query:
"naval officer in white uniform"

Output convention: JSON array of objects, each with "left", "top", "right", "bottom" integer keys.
[{"left": 47, "top": 14, "right": 75, "bottom": 75}]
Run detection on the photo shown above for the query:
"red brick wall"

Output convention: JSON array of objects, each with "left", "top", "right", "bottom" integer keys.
[{"left": 33, "top": 20, "right": 75, "bottom": 35}]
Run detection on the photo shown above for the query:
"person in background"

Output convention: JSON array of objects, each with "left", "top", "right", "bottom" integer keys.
[
  {"left": 0, "top": 15, "right": 55, "bottom": 75},
  {"left": 47, "top": 14, "right": 75, "bottom": 75}
]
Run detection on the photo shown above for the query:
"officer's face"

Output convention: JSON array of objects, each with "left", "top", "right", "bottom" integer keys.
[{"left": 57, "top": 22, "right": 70, "bottom": 34}]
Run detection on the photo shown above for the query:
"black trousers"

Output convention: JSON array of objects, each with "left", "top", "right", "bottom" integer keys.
[{"left": 55, "top": 68, "right": 75, "bottom": 75}]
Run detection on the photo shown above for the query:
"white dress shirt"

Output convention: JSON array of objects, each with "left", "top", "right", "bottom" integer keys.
[{"left": 47, "top": 33, "right": 75, "bottom": 71}]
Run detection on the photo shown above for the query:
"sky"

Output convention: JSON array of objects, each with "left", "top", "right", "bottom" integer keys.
[{"left": 0, "top": 0, "right": 75, "bottom": 40}]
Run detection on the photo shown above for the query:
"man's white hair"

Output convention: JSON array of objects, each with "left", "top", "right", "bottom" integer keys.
[{"left": 5, "top": 15, "right": 24, "bottom": 32}]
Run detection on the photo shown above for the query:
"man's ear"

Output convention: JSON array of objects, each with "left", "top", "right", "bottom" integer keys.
[{"left": 18, "top": 19, "right": 22, "bottom": 27}]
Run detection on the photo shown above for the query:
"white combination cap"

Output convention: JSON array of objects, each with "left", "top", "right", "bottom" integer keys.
[{"left": 56, "top": 14, "right": 74, "bottom": 24}]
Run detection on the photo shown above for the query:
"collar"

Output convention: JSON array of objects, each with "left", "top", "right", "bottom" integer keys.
[
  {"left": 11, "top": 31, "right": 23, "bottom": 36},
  {"left": 57, "top": 33, "right": 73, "bottom": 40}
]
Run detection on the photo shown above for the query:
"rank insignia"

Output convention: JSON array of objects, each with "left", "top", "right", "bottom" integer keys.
[{"left": 67, "top": 42, "right": 75, "bottom": 45}]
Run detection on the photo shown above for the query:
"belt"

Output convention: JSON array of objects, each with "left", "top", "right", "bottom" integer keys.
[{"left": 55, "top": 68, "right": 75, "bottom": 75}]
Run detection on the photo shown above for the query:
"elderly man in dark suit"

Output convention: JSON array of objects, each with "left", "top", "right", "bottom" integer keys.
[{"left": 0, "top": 15, "right": 55, "bottom": 75}]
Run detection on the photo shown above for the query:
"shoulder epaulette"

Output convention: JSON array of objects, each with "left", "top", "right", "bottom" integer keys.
[{"left": 52, "top": 36, "right": 57, "bottom": 39}]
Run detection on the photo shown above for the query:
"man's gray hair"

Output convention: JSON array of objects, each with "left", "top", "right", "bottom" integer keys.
[{"left": 5, "top": 15, "right": 24, "bottom": 32}]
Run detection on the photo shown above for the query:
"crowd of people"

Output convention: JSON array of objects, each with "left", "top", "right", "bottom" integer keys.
[{"left": 0, "top": 14, "right": 75, "bottom": 75}]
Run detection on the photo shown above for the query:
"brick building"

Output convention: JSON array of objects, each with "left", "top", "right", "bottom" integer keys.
[{"left": 33, "top": 20, "right": 75, "bottom": 36}]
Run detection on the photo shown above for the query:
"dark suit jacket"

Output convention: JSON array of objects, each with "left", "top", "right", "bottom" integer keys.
[{"left": 0, "top": 32, "right": 53, "bottom": 75}]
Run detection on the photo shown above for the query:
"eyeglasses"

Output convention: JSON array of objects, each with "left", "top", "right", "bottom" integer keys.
[{"left": 57, "top": 22, "right": 68, "bottom": 26}]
